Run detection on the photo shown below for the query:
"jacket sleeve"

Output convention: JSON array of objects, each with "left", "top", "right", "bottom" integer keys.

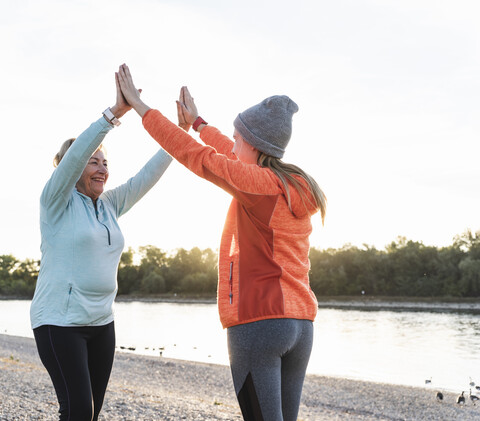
[
  {"left": 142, "top": 110, "right": 282, "bottom": 206},
  {"left": 101, "top": 148, "right": 173, "bottom": 218},
  {"left": 200, "top": 126, "right": 236, "bottom": 159},
  {"left": 40, "top": 117, "right": 113, "bottom": 226}
]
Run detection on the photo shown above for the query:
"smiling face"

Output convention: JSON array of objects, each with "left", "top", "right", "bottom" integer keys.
[
  {"left": 75, "top": 149, "right": 109, "bottom": 202},
  {"left": 232, "top": 130, "right": 259, "bottom": 164}
]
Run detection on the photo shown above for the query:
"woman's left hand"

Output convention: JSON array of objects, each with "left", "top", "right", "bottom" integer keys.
[{"left": 117, "top": 64, "right": 151, "bottom": 117}]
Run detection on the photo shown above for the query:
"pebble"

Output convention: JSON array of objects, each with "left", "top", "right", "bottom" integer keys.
[{"left": 1, "top": 334, "right": 479, "bottom": 420}]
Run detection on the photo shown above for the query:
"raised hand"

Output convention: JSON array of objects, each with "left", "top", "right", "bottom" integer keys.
[
  {"left": 110, "top": 72, "right": 142, "bottom": 119},
  {"left": 117, "top": 64, "right": 151, "bottom": 117},
  {"left": 176, "top": 86, "right": 198, "bottom": 131}
]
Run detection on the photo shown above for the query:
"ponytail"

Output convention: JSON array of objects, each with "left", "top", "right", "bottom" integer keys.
[{"left": 257, "top": 153, "right": 326, "bottom": 224}]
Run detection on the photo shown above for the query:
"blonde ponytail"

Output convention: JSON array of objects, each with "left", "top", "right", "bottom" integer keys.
[{"left": 257, "top": 153, "right": 326, "bottom": 224}]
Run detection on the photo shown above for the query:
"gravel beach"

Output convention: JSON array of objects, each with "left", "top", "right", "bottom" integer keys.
[{"left": 1, "top": 334, "right": 478, "bottom": 420}]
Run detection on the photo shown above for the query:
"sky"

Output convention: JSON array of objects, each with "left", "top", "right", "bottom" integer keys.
[{"left": 1, "top": 0, "right": 480, "bottom": 260}]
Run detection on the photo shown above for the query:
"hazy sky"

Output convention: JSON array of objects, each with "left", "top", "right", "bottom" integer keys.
[{"left": 1, "top": 0, "right": 479, "bottom": 260}]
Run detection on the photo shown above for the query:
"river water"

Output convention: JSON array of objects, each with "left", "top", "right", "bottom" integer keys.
[{"left": 1, "top": 299, "right": 479, "bottom": 393}]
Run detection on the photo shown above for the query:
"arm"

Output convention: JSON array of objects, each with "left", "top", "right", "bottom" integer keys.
[
  {"left": 101, "top": 148, "right": 173, "bottom": 218},
  {"left": 41, "top": 72, "right": 134, "bottom": 223},
  {"left": 200, "top": 126, "right": 236, "bottom": 159},
  {"left": 175, "top": 85, "right": 235, "bottom": 157},
  {"left": 41, "top": 117, "right": 113, "bottom": 219},
  {"left": 142, "top": 110, "right": 280, "bottom": 203},
  {"left": 117, "top": 64, "right": 282, "bottom": 203}
]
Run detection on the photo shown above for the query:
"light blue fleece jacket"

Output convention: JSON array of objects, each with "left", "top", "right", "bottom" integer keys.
[{"left": 30, "top": 116, "right": 172, "bottom": 329}]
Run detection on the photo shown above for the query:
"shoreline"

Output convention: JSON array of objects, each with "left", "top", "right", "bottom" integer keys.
[
  {"left": 3, "top": 294, "right": 480, "bottom": 314},
  {"left": 1, "top": 334, "right": 479, "bottom": 420}
]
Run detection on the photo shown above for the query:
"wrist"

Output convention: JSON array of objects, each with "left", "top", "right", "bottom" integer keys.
[
  {"left": 192, "top": 116, "right": 208, "bottom": 132},
  {"left": 103, "top": 107, "right": 121, "bottom": 126},
  {"left": 110, "top": 105, "right": 127, "bottom": 119},
  {"left": 134, "top": 101, "right": 151, "bottom": 118},
  {"left": 196, "top": 123, "right": 207, "bottom": 133},
  {"left": 179, "top": 123, "right": 192, "bottom": 132}
]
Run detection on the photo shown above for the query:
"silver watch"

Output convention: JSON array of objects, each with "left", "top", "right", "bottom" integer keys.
[{"left": 102, "top": 107, "right": 121, "bottom": 126}]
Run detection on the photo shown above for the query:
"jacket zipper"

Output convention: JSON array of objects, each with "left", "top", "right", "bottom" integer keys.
[
  {"left": 229, "top": 262, "right": 233, "bottom": 304},
  {"left": 94, "top": 203, "right": 111, "bottom": 245},
  {"left": 65, "top": 284, "right": 72, "bottom": 312}
]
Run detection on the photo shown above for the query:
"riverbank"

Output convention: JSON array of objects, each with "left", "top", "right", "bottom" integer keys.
[
  {"left": 5, "top": 294, "right": 480, "bottom": 314},
  {"left": 1, "top": 334, "right": 478, "bottom": 420},
  {"left": 116, "top": 295, "right": 480, "bottom": 314}
]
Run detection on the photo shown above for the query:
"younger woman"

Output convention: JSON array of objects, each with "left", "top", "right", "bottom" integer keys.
[{"left": 118, "top": 64, "right": 326, "bottom": 421}]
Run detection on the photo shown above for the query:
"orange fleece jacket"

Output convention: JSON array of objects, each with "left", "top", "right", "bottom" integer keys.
[{"left": 143, "top": 110, "right": 318, "bottom": 328}]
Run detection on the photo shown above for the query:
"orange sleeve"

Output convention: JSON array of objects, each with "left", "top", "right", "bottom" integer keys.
[
  {"left": 142, "top": 110, "right": 282, "bottom": 204},
  {"left": 200, "top": 126, "right": 236, "bottom": 159}
]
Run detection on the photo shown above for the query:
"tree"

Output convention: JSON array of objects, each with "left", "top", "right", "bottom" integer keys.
[
  {"left": 0, "top": 255, "right": 39, "bottom": 296},
  {"left": 117, "top": 248, "right": 140, "bottom": 295},
  {"left": 459, "top": 257, "right": 480, "bottom": 297}
]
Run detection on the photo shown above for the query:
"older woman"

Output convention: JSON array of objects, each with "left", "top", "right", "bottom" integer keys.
[
  {"left": 117, "top": 64, "right": 326, "bottom": 421},
  {"left": 29, "top": 73, "right": 172, "bottom": 421}
]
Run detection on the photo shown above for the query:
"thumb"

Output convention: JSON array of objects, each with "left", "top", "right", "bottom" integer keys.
[{"left": 176, "top": 101, "right": 187, "bottom": 111}]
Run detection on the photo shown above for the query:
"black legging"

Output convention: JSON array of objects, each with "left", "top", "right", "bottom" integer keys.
[{"left": 33, "top": 322, "right": 115, "bottom": 421}]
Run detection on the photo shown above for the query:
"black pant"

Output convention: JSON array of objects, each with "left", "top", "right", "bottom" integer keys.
[{"left": 33, "top": 322, "right": 115, "bottom": 421}]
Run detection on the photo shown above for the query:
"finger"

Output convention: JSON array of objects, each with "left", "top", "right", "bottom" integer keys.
[
  {"left": 118, "top": 64, "right": 135, "bottom": 92},
  {"left": 184, "top": 87, "right": 195, "bottom": 105},
  {"left": 177, "top": 101, "right": 188, "bottom": 112},
  {"left": 123, "top": 64, "right": 133, "bottom": 81},
  {"left": 176, "top": 100, "right": 183, "bottom": 116},
  {"left": 117, "top": 66, "right": 127, "bottom": 85},
  {"left": 176, "top": 100, "right": 187, "bottom": 122},
  {"left": 118, "top": 65, "right": 130, "bottom": 85},
  {"left": 181, "top": 86, "right": 186, "bottom": 104}
]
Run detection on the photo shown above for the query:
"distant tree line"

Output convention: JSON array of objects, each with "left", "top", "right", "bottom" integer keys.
[
  {"left": 2, "top": 230, "right": 480, "bottom": 298},
  {"left": 117, "top": 246, "right": 218, "bottom": 296},
  {"left": 309, "top": 231, "right": 480, "bottom": 297}
]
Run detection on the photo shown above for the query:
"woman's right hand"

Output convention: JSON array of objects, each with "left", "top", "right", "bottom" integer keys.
[{"left": 176, "top": 86, "right": 198, "bottom": 131}]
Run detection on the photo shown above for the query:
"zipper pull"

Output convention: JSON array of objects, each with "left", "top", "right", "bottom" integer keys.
[{"left": 229, "top": 262, "right": 233, "bottom": 304}]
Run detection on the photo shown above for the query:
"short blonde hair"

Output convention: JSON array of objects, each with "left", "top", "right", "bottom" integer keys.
[{"left": 53, "top": 138, "right": 106, "bottom": 167}]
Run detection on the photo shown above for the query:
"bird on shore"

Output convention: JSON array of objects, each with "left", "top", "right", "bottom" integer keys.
[
  {"left": 435, "top": 392, "right": 443, "bottom": 402},
  {"left": 470, "top": 378, "right": 476, "bottom": 388},
  {"left": 456, "top": 391, "right": 465, "bottom": 405},
  {"left": 470, "top": 389, "right": 479, "bottom": 406},
  {"left": 425, "top": 377, "right": 432, "bottom": 385}
]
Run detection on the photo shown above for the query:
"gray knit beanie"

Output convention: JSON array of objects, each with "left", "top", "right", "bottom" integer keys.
[{"left": 233, "top": 95, "right": 299, "bottom": 159}]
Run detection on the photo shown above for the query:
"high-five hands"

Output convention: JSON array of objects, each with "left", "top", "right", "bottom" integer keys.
[
  {"left": 111, "top": 72, "right": 142, "bottom": 119},
  {"left": 176, "top": 86, "right": 198, "bottom": 131},
  {"left": 117, "top": 64, "right": 151, "bottom": 117}
]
